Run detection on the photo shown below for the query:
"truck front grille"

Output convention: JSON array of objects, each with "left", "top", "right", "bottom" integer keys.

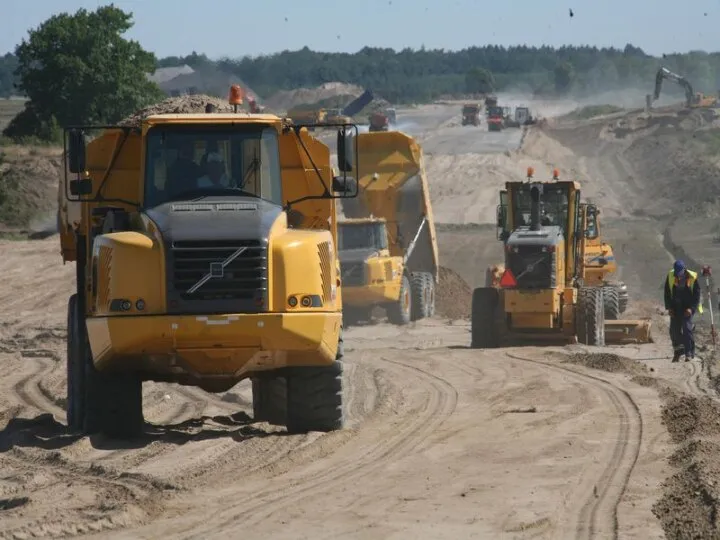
[
  {"left": 171, "top": 239, "right": 268, "bottom": 302},
  {"left": 506, "top": 246, "right": 556, "bottom": 289},
  {"left": 341, "top": 262, "right": 365, "bottom": 287}
]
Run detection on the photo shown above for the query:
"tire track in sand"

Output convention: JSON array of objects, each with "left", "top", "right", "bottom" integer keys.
[
  {"left": 505, "top": 352, "right": 642, "bottom": 540},
  {"left": 172, "top": 352, "right": 460, "bottom": 537}
]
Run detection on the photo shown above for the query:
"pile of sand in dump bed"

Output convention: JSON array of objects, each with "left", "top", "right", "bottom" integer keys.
[
  {"left": 119, "top": 95, "right": 237, "bottom": 127},
  {"left": 435, "top": 266, "right": 472, "bottom": 320}
]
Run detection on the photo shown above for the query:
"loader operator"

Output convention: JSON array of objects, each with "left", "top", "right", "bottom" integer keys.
[{"left": 664, "top": 259, "right": 703, "bottom": 362}]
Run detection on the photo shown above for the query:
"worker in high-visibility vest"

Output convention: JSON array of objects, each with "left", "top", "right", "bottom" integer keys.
[{"left": 664, "top": 260, "right": 703, "bottom": 362}]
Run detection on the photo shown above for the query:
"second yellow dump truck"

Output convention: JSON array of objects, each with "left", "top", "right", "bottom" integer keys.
[
  {"left": 57, "top": 89, "right": 359, "bottom": 438},
  {"left": 338, "top": 131, "right": 439, "bottom": 326}
]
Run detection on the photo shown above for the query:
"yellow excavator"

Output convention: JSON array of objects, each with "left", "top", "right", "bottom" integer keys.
[
  {"left": 57, "top": 86, "right": 359, "bottom": 438},
  {"left": 653, "top": 67, "right": 719, "bottom": 108},
  {"left": 338, "top": 131, "right": 439, "bottom": 326},
  {"left": 472, "top": 167, "right": 651, "bottom": 347}
]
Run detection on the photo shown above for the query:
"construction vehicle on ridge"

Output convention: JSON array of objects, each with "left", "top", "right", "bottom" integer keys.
[
  {"left": 338, "top": 131, "right": 439, "bottom": 326},
  {"left": 652, "top": 67, "right": 719, "bottom": 109},
  {"left": 286, "top": 107, "right": 328, "bottom": 131},
  {"left": 462, "top": 104, "right": 482, "bottom": 126},
  {"left": 368, "top": 112, "right": 390, "bottom": 132},
  {"left": 471, "top": 167, "right": 650, "bottom": 348},
  {"left": 487, "top": 105, "right": 505, "bottom": 131},
  {"left": 58, "top": 85, "right": 359, "bottom": 438}
]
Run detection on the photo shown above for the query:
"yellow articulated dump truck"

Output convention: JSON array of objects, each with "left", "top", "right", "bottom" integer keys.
[
  {"left": 471, "top": 167, "right": 651, "bottom": 348},
  {"left": 338, "top": 131, "right": 439, "bottom": 326},
  {"left": 286, "top": 108, "right": 328, "bottom": 131},
  {"left": 57, "top": 89, "right": 359, "bottom": 438}
]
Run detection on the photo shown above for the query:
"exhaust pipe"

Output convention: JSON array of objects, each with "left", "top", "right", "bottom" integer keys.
[{"left": 530, "top": 185, "right": 542, "bottom": 231}]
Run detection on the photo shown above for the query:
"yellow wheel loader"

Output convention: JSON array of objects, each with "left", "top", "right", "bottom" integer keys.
[
  {"left": 338, "top": 131, "right": 439, "bottom": 326},
  {"left": 470, "top": 167, "right": 651, "bottom": 348},
  {"left": 57, "top": 89, "right": 359, "bottom": 438}
]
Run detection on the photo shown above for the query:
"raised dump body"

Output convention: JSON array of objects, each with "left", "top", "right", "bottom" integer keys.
[
  {"left": 58, "top": 92, "right": 359, "bottom": 438},
  {"left": 471, "top": 167, "right": 651, "bottom": 348},
  {"left": 338, "top": 131, "right": 439, "bottom": 325}
]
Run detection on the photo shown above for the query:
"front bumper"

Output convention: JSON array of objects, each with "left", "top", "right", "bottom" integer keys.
[
  {"left": 342, "top": 284, "right": 399, "bottom": 306},
  {"left": 85, "top": 312, "right": 341, "bottom": 378}
]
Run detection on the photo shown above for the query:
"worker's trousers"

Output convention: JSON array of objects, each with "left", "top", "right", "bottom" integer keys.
[{"left": 669, "top": 314, "right": 694, "bottom": 357}]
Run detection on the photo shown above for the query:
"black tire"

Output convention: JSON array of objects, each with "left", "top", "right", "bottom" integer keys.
[
  {"left": 80, "top": 329, "right": 144, "bottom": 438},
  {"left": 252, "top": 376, "right": 287, "bottom": 426},
  {"left": 602, "top": 285, "right": 621, "bottom": 320},
  {"left": 470, "top": 287, "right": 500, "bottom": 348},
  {"left": 425, "top": 273, "right": 436, "bottom": 318},
  {"left": 387, "top": 274, "right": 412, "bottom": 325},
  {"left": 66, "top": 294, "right": 85, "bottom": 432},
  {"left": 576, "top": 287, "right": 605, "bottom": 346},
  {"left": 286, "top": 358, "right": 344, "bottom": 433},
  {"left": 410, "top": 272, "right": 431, "bottom": 321}
]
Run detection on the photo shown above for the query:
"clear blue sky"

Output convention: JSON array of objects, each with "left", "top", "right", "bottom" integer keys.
[{"left": 2, "top": 0, "right": 719, "bottom": 58}]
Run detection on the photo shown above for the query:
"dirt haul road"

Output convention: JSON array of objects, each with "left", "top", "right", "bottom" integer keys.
[{"left": 0, "top": 100, "right": 715, "bottom": 539}]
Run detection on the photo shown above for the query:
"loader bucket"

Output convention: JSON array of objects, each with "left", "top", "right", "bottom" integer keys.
[{"left": 604, "top": 319, "right": 653, "bottom": 344}]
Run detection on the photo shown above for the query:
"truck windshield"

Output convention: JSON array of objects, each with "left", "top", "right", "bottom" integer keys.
[
  {"left": 338, "top": 222, "right": 389, "bottom": 250},
  {"left": 512, "top": 184, "right": 570, "bottom": 234},
  {"left": 143, "top": 124, "right": 283, "bottom": 208}
]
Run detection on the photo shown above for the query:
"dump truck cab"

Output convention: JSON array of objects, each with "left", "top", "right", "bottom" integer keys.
[
  {"left": 337, "top": 217, "right": 405, "bottom": 324},
  {"left": 461, "top": 104, "right": 481, "bottom": 126},
  {"left": 59, "top": 91, "right": 359, "bottom": 438},
  {"left": 470, "top": 167, "right": 649, "bottom": 348}
]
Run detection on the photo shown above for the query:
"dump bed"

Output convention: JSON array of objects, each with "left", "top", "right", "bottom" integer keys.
[{"left": 341, "top": 131, "right": 439, "bottom": 278}]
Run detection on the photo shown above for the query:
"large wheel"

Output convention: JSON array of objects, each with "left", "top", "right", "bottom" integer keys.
[
  {"left": 80, "top": 330, "right": 144, "bottom": 439},
  {"left": 425, "top": 273, "right": 436, "bottom": 318},
  {"left": 66, "top": 294, "right": 85, "bottom": 432},
  {"left": 602, "top": 285, "right": 621, "bottom": 320},
  {"left": 252, "top": 376, "right": 287, "bottom": 426},
  {"left": 470, "top": 287, "right": 500, "bottom": 348},
  {"left": 577, "top": 287, "right": 605, "bottom": 346},
  {"left": 286, "top": 331, "right": 344, "bottom": 433},
  {"left": 410, "top": 272, "right": 432, "bottom": 321},
  {"left": 387, "top": 274, "right": 412, "bottom": 325}
]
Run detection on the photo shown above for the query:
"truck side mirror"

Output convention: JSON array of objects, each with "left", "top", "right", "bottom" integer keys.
[
  {"left": 70, "top": 178, "right": 93, "bottom": 196},
  {"left": 332, "top": 175, "right": 357, "bottom": 194},
  {"left": 68, "top": 129, "right": 87, "bottom": 174},
  {"left": 337, "top": 128, "right": 354, "bottom": 172}
]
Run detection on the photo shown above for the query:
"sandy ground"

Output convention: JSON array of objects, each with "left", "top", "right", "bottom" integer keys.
[{"left": 2, "top": 96, "right": 720, "bottom": 539}]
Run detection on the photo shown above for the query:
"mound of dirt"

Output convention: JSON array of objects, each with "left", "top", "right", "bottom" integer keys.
[
  {"left": 0, "top": 146, "right": 61, "bottom": 230},
  {"left": 265, "top": 82, "right": 365, "bottom": 111},
  {"left": 660, "top": 391, "right": 720, "bottom": 443},
  {"left": 435, "top": 266, "right": 472, "bottom": 320},
  {"left": 653, "top": 404, "right": 720, "bottom": 539},
  {"left": 119, "top": 95, "right": 237, "bottom": 127},
  {"left": 564, "top": 352, "right": 650, "bottom": 375}
]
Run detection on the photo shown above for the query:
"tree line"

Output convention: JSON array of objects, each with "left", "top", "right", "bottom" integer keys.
[{"left": 3, "top": 4, "right": 720, "bottom": 141}]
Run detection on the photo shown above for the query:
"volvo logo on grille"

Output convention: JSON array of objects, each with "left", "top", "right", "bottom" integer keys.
[{"left": 187, "top": 247, "right": 248, "bottom": 294}]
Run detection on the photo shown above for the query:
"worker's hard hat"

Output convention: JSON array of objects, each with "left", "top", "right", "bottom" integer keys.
[{"left": 674, "top": 260, "right": 686, "bottom": 275}]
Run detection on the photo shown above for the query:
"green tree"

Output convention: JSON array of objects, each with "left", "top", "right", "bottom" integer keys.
[
  {"left": 465, "top": 67, "right": 495, "bottom": 93},
  {"left": 553, "top": 61, "right": 574, "bottom": 93},
  {"left": 4, "top": 5, "right": 163, "bottom": 140}
]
